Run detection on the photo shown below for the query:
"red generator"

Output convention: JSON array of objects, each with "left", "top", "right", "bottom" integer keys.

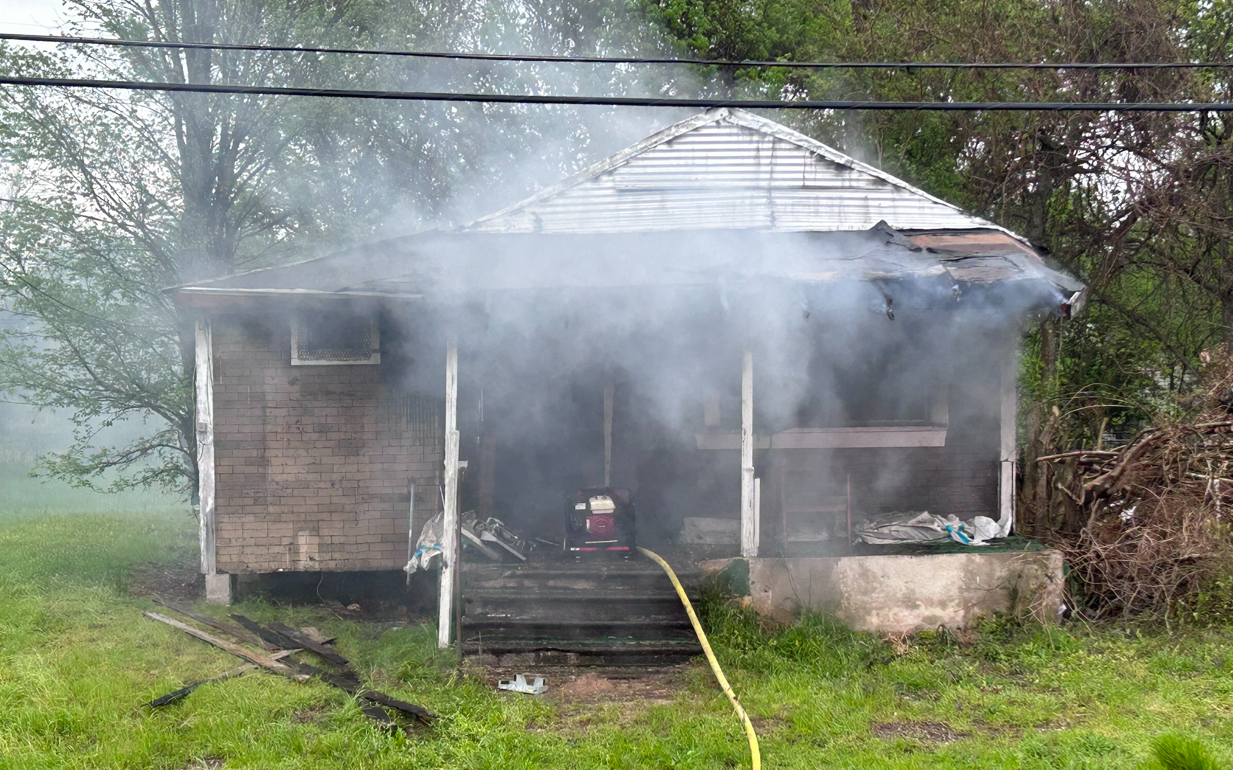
[{"left": 564, "top": 487, "right": 636, "bottom": 555}]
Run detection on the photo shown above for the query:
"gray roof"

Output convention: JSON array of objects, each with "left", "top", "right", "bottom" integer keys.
[{"left": 173, "top": 110, "right": 1083, "bottom": 314}]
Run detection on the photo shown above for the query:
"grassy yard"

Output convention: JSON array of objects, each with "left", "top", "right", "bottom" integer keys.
[{"left": 1, "top": 472, "right": 1232, "bottom": 768}]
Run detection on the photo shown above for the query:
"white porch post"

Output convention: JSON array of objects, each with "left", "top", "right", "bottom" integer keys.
[
  {"left": 740, "top": 350, "right": 758, "bottom": 558},
  {"left": 196, "top": 319, "right": 229, "bottom": 604},
  {"left": 998, "top": 345, "right": 1018, "bottom": 534},
  {"left": 438, "top": 338, "right": 461, "bottom": 649}
]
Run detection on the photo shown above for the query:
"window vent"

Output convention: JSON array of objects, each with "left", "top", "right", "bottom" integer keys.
[{"left": 291, "top": 311, "right": 380, "bottom": 365}]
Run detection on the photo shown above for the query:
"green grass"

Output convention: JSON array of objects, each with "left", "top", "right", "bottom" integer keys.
[{"left": 2, "top": 473, "right": 1233, "bottom": 768}]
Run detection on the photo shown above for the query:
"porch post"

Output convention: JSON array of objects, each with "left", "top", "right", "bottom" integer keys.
[
  {"left": 604, "top": 382, "right": 614, "bottom": 486},
  {"left": 740, "top": 350, "right": 758, "bottom": 557},
  {"left": 438, "top": 337, "right": 460, "bottom": 649},
  {"left": 998, "top": 345, "right": 1018, "bottom": 534}
]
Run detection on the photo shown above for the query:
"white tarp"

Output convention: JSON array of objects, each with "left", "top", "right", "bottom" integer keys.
[
  {"left": 856, "top": 512, "right": 1008, "bottom": 546},
  {"left": 405, "top": 511, "right": 444, "bottom": 572}
]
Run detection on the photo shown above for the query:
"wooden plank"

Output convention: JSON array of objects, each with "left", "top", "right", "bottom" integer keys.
[
  {"left": 229, "top": 614, "right": 292, "bottom": 649},
  {"left": 752, "top": 477, "right": 761, "bottom": 553},
  {"left": 152, "top": 598, "right": 272, "bottom": 650},
  {"left": 144, "top": 612, "right": 307, "bottom": 681},
  {"left": 696, "top": 426, "right": 947, "bottom": 450},
  {"left": 267, "top": 622, "right": 349, "bottom": 666},
  {"left": 146, "top": 664, "right": 254, "bottom": 708},
  {"left": 740, "top": 351, "right": 757, "bottom": 558},
  {"left": 439, "top": 337, "right": 460, "bottom": 650},
  {"left": 290, "top": 661, "right": 434, "bottom": 725},
  {"left": 194, "top": 320, "right": 216, "bottom": 576}
]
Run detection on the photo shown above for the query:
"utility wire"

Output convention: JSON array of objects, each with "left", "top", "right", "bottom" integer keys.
[
  {"left": 2, "top": 74, "right": 1232, "bottom": 111},
  {"left": 3, "top": 31, "right": 1232, "bottom": 71}
]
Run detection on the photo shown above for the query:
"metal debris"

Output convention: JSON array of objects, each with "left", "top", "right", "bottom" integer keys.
[{"left": 498, "top": 674, "right": 546, "bottom": 695}]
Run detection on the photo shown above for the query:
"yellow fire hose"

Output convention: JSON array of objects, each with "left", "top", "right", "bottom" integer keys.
[{"left": 637, "top": 547, "right": 761, "bottom": 770}]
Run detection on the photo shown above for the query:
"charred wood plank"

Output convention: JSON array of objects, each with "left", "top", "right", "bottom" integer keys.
[
  {"left": 290, "top": 660, "right": 434, "bottom": 725},
  {"left": 229, "top": 614, "right": 297, "bottom": 650},
  {"left": 267, "top": 622, "right": 349, "bottom": 666},
  {"left": 145, "top": 664, "right": 255, "bottom": 708},
  {"left": 152, "top": 598, "right": 272, "bottom": 650},
  {"left": 144, "top": 612, "right": 308, "bottom": 681}
]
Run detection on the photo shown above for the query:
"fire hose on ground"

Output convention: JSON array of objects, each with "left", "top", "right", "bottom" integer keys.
[{"left": 637, "top": 546, "right": 761, "bottom": 770}]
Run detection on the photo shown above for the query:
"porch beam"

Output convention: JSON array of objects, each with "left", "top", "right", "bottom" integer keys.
[
  {"left": 998, "top": 346, "right": 1018, "bottom": 533},
  {"left": 438, "top": 338, "right": 460, "bottom": 649},
  {"left": 741, "top": 350, "right": 758, "bottom": 558}
]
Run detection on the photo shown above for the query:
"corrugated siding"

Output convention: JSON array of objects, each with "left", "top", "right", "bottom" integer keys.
[{"left": 470, "top": 120, "right": 990, "bottom": 234}]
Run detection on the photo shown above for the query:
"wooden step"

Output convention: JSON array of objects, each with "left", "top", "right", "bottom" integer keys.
[
  {"left": 462, "top": 617, "right": 695, "bottom": 642},
  {"left": 461, "top": 638, "right": 703, "bottom": 668}
]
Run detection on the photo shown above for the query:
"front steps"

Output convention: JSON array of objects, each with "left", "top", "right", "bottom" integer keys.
[{"left": 460, "top": 556, "right": 704, "bottom": 667}]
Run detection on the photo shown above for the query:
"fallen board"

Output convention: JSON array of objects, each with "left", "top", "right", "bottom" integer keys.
[
  {"left": 144, "top": 611, "right": 435, "bottom": 727},
  {"left": 267, "top": 622, "right": 349, "bottom": 666},
  {"left": 146, "top": 664, "right": 255, "bottom": 708},
  {"left": 153, "top": 598, "right": 273, "bottom": 650},
  {"left": 290, "top": 660, "right": 434, "bottom": 725},
  {"left": 143, "top": 612, "right": 307, "bottom": 681},
  {"left": 229, "top": 614, "right": 293, "bottom": 650}
]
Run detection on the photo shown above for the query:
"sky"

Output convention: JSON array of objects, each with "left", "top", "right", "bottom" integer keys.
[{"left": 0, "top": 0, "right": 82, "bottom": 35}]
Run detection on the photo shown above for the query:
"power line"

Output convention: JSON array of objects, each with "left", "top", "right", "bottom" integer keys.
[
  {"left": 3, "top": 74, "right": 1231, "bottom": 111},
  {"left": 3, "top": 31, "right": 1232, "bottom": 72}
]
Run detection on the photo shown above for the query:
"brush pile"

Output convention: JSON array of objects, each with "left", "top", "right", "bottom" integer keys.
[{"left": 1038, "top": 359, "right": 1233, "bottom": 620}]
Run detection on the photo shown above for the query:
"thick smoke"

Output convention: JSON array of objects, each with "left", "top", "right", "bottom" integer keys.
[{"left": 373, "top": 225, "right": 1061, "bottom": 546}]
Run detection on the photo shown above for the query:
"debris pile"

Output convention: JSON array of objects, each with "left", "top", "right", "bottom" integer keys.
[
  {"left": 1038, "top": 359, "right": 1233, "bottom": 619},
  {"left": 144, "top": 599, "right": 433, "bottom": 732}
]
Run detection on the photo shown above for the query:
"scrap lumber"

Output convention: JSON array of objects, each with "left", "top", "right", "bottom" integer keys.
[
  {"left": 267, "top": 621, "right": 349, "bottom": 666},
  {"left": 229, "top": 613, "right": 294, "bottom": 650},
  {"left": 145, "top": 664, "right": 255, "bottom": 708},
  {"left": 152, "top": 598, "right": 273, "bottom": 650},
  {"left": 143, "top": 612, "right": 308, "bottom": 681},
  {"left": 290, "top": 660, "right": 434, "bottom": 725}
]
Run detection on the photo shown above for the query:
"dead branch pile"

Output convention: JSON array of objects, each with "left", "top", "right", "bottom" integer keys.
[{"left": 1038, "top": 361, "right": 1233, "bottom": 620}]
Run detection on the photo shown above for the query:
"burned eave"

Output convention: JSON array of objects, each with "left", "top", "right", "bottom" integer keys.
[{"left": 172, "top": 224, "right": 1082, "bottom": 318}]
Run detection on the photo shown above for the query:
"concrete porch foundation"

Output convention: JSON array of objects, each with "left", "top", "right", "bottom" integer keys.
[
  {"left": 702, "top": 550, "right": 1064, "bottom": 633},
  {"left": 204, "top": 573, "right": 234, "bottom": 605}
]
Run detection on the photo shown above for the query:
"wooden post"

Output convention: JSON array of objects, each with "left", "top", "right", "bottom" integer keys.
[
  {"left": 753, "top": 477, "right": 761, "bottom": 553},
  {"left": 998, "top": 346, "right": 1018, "bottom": 534},
  {"left": 194, "top": 320, "right": 223, "bottom": 599},
  {"left": 740, "top": 351, "right": 757, "bottom": 558},
  {"left": 604, "top": 383, "right": 614, "bottom": 486},
  {"left": 438, "top": 338, "right": 460, "bottom": 649}
]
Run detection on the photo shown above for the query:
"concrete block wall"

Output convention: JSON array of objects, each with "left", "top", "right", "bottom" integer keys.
[{"left": 211, "top": 315, "right": 443, "bottom": 573}]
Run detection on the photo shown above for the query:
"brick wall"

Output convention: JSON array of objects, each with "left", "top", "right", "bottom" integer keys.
[{"left": 211, "top": 314, "right": 443, "bottom": 574}]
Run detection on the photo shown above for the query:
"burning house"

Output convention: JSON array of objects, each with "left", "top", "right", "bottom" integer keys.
[{"left": 175, "top": 109, "right": 1080, "bottom": 652}]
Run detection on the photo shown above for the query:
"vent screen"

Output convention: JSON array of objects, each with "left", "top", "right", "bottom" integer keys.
[{"left": 292, "top": 312, "right": 380, "bottom": 365}]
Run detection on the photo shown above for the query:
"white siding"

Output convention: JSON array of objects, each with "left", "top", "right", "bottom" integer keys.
[{"left": 468, "top": 114, "right": 992, "bottom": 235}]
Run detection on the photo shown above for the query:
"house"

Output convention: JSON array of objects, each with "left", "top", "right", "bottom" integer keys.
[{"left": 174, "top": 109, "right": 1080, "bottom": 639}]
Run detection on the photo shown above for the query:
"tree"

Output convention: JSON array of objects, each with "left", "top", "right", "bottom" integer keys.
[{"left": 0, "top": 0, "right": 679, "bottom": 497}]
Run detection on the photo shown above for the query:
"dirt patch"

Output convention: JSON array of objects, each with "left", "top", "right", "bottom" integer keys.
[
  {"left": 292, "top": 707, "right": 326, "bottom": 724},
  {"left": 181, "top": 758, "right": 224, "bottom": 770},
  {"left": 488, "top": 666, "right": 687, "bottom": 717},
  {"left": 873, "top": 721, "right": 970, "bottom": 743},
  {"left": 129, "top": 560, "right": 203, "bottom": 603}
]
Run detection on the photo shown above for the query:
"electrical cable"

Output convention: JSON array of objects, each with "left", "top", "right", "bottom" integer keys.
[
  {"left": 3, "top": 31, "right": 1232, "bottom": 71},
  {"left": 637, "top": 546, "right": 761, "bottom": 770},
  {"left": 3, "top": 74, "right": 1233, "bottom": 111}
]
